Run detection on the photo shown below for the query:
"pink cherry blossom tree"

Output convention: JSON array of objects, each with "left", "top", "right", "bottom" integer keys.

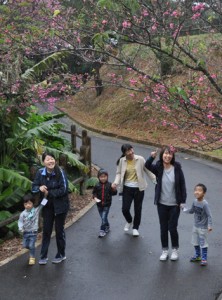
[{"left": 1, "top": 0, "right": 222, "bottom": 150}]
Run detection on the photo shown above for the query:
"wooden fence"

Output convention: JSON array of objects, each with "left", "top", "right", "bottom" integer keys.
[{"left": 60, "top": 124, "right": 91, "bottom": 194}]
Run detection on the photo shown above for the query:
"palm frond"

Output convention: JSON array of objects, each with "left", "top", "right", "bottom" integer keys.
[
  {"left": 0, "top": 168, "right": 32, "bottom": 190},
  {"left": 21, "top": 51, "right": 70, "bottom": 82}
]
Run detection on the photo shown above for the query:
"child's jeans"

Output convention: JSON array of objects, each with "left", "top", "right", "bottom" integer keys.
[
  {"left": 23, "top": 231, "right": 37, "bottom": 257},
  {"left": 97, "top": 206, "right": 110, "bottom": 231}
]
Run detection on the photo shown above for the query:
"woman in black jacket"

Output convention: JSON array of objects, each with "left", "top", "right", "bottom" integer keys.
[
  {"left": 32, "top": 152, "right": 69, "bottom": 265},
  {"left": 145, "top": 146, "right": 187, "bottom": 261}
]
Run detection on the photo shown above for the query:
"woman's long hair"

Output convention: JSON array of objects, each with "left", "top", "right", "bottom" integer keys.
[{"left": 116, "top": 144, "right": 133, "bottom": 165}]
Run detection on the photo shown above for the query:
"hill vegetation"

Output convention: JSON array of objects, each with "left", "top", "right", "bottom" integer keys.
[{"left": 57, "top": 41, "right": 222, "bottom": 159}]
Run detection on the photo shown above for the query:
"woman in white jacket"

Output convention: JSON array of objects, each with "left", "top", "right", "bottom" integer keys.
[{"left": 112, "top": 144, "right": 156, "bottom": 236}]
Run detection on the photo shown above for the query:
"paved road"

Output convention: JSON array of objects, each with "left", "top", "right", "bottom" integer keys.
[{"left": 1, "top": 116, "right": 222, "bottom": 300}]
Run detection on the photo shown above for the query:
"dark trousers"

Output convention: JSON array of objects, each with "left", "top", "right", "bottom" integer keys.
[
  {"left": 157, "top": 203, "right": 180, "bottom": 249},
  {"left": 40, "top": 207, "right": 67, "bottom": 259},
  {"left": 122, "top": 186, "right": 144, "bottom": 230}
]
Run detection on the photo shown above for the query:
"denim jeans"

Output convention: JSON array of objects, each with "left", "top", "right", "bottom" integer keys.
[
  {"left": 97, "top": 206, "right": 110, "bottom": 231},
  {"left": 122, "top": 186, "right": 144, "bottom": 230},
  {"left": 23, "top": 232, "right": 37, "bottom": 257},
  {"left": 157, "top": 203, "right": 180, "bottom": 249},
  {"left": 40, "top": 207, "right": 67, "bottom": 259}
]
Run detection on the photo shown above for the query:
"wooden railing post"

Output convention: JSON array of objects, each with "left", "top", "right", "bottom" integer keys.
[
  {"left": 71, "top": 124, "right": 77, "bottom": 153},
  {"left": 59, "top": 153, "right": 68, "bottom": 168},
  {"left": 82, "top": 129, "right": 88, "bottom": 146},
  {"left": 85, "top": 136, "right": 91, "bottom": 177}
]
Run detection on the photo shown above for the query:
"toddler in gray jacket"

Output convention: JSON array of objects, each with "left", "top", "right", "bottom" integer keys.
[{"left": 18, "top": 193, "right": 47, "bottom": 265}]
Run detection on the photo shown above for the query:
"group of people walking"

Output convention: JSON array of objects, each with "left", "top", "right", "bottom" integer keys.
[
  {"left": 18, "top": 144, "right": 212, "bottom": 267},
  {"left": 93, "top": 144, "right": 212, "bottom": 266}
]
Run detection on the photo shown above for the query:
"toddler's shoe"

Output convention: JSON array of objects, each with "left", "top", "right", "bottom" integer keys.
[
  {"left": 190, "top": 256, "right": 201, "bottom": 262},
  {"left": 29, "top": 257, "right": 35, "bottom": 265}
]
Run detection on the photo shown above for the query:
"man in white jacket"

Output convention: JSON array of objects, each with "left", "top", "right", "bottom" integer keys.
[{"left": 112, "top": 144, "right": 156, "bottom": 237}]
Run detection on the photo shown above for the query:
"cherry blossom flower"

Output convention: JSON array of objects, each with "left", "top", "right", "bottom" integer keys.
[{"left": 191, "top": 13, "right": 201, "bottom": 20}]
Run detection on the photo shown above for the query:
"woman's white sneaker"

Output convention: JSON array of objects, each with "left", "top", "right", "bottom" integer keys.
[
  {"left": 170, "top": 249, "right": 179, "bottom": 261},
  {"left": 160, "top": 250, "right": 169, "bottom": 261},
  {"left": 132, "top": 229, "right": 139, "bottom": 237},
  {"left": 124, "top": 222, "right": 132, "bottom": 232}
]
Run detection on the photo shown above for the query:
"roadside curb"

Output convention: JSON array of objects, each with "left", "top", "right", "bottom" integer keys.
[{"left": 57, "top": 107, "right": 222, "bottom": 165}]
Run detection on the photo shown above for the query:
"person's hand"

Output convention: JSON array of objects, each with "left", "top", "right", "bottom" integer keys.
[
  {"left": 208, "top": 227, "right": 212, "bottom": 232},
  {"left": 151, "top": 149, "right": 158, "bottom": 158},
  {"left": 40, "top": 185, "right": 48, "bottom": 193},
  {"left": 180, "top": 203, "right": 189, "bottom": 212},
  {"left": 111, "top": 183, "right": 117, "bottom": 189},
  {"left": 112, "top": 185, "right": 117, "bottom": 191},
  {"left": 180, "top": 203, "right": 185, "bottom": 210}
]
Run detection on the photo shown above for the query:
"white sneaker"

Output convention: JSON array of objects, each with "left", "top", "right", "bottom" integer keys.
[
  {"left": 160, "top": 250, "right": 169, "bottom": 261},
  {"left": 124, "top": 222, "right": 132, "bottom": 232},
  {"left": 170, "top": 249, "right": 179, "bottom": 261},
  {"left": 132, "top": 229, "right": 139, "bottom": 237}
]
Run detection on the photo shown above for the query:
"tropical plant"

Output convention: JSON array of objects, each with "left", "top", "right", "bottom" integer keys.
[{"left": 0, "top": 107, "right": 87, "bottom": 239}]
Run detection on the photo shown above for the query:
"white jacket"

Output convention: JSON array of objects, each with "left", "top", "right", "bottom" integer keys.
[{"left": 113, "top": 155, "right": 156, "bottom": 192}]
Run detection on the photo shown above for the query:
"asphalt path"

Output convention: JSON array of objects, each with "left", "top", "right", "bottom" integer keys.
[{"left": 0, "top": 116, "right": 222, "bottom": 300}]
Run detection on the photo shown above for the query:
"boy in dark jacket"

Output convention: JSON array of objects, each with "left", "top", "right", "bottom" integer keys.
[{"left": 93, "top": 169, "right": 117, "bottom": 238}]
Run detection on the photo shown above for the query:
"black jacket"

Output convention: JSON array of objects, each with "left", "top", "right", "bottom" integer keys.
[
  {"left": 93, "top": 181, "right": 117, "bottom": 207},
  {"left": 145, "top": 156, "right": 187, "bottom": 205},
  {"left": 32, "top": 167, "right": 69, "bottom": 214}
]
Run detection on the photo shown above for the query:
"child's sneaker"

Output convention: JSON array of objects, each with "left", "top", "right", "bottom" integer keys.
[
  {"left": 200, "top": 259, "right": 207, "bottom": 266},
  {"left": 98, "top": 230, "right": 106, "bottom": 238},
  {"left": 105, "top": 226, "right": 110, "bottom": 233},
  {"left": 52, "top": 256, "right": 66, "bottom": 264},
  {"left": 29, "top": 257, "right": 35, "bottom": 265},
  {"left": 39, "top": 257, "right": 48, "bottom": 265},
  {"left": 190, "top": 256, "right": 201, "bottom": 262}
]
